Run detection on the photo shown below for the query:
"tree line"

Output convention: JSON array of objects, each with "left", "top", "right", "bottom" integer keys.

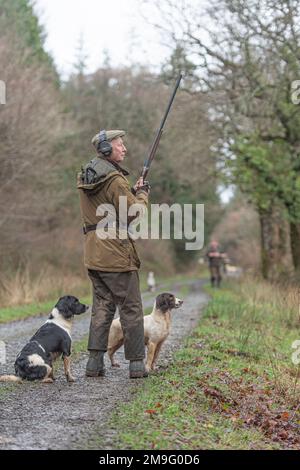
[
  {"left": 0, "top": 0, "right": 221, "bottom": 281},
  {"left": 4, "top": 0, "right": 298, "bottom": 282},
  {"left": 146, "top": 0, "right": 300, "bottom": 279}
]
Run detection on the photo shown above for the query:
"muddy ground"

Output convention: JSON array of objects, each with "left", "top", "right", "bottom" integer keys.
[{"left": 0, "top": 280, "right": 209, "bottom": 450}]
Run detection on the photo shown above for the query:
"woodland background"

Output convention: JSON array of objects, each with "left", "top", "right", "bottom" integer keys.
[{"left": 1, "top": 0, "right": 300, "bottom": 305}]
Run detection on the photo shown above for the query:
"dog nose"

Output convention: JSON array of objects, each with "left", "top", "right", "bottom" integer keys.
[{"left": 175, "top": 298, "right": 183, "bottom": 306}]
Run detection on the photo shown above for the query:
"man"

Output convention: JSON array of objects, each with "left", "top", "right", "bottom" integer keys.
[
  {"left": 206, "top": 240, "right": 224, "bottom": 288},
  {"left": 77, "top": 129, "right": 149, "bottom": 379}
]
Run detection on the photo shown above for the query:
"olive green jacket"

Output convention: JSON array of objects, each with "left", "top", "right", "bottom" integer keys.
[{"left": 77, "top": 157, "right": 148, "bottom": 272}]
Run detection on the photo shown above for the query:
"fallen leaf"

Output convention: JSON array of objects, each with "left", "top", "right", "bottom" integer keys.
[
  {"left": 204, "top": 387, "right": 222, "bottom": 399},
  {"left": 278, "top": 430, "right": 288, "bottom": 440},
  {"left": 145, "top": 409, "right": 157, "bottom": 415},
  {"left": 281, "top": 412, "right": 289, "bottom": 421}
]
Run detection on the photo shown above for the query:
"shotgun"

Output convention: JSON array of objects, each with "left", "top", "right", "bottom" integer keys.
[{"left": 140, "top": 74, "right": 182, "bottom": 181}]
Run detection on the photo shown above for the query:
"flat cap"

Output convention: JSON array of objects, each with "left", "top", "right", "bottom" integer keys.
[{"left": 92, "top": 129, "right": 126, "bottom": 149}]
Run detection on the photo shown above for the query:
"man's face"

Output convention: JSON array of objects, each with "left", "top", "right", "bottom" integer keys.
[{"left": 110, "top": 137, "right": 127, "bottom": 163}]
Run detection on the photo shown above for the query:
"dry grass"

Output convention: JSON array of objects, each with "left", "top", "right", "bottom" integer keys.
[
  {"left": 234, "top": 275, "right": 300, "bottom": 328},
  {"left": 0, "top": 265, "right": 90, "bottom": 308}
]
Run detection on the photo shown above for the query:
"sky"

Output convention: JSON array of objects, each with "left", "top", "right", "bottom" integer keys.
[
  {"left": 34, "top": 0, "right": 171, "bottom": 78},
  {"left": 33, "top": 0, "right": 233, "bottom": 202}
]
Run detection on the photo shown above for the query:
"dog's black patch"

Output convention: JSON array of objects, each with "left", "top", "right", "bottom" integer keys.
[
  {"left": 31, "top": 323, "right": 72, "bottom": 357},
  {"left": 55, "top": 295, "right": 87, "bottom": 319},
  {"left": 14, "top": 342, "right": 50, "bottom": 380},
  {"left": 155, "top": 293, "right": 177, "bottom": 313}
]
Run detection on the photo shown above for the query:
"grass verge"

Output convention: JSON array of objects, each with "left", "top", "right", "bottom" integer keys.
[
  {"left": 0, "top": 296, "right": 91, "bottom": 324},
  {"left": 102, "top": 277, "right": 300, "bottom": 450},
  {"left": 0, "top": 271, "right": 198, "bottom": 324}
]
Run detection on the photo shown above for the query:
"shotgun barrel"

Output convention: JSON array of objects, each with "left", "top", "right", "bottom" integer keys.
[{"left": 140, "top": 74, "right": 182, "bottom": 181}]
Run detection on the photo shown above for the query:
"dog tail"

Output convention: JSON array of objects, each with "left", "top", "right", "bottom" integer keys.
[{"left": 0, "top": 374, "right": 22, "bottom": 383}]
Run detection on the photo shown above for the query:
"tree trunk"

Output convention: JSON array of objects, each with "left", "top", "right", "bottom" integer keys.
[
  {"left": 290, "top": 222, "right": 300, "bottom": 271},
  {"left": 259, "top": 207, "right": 293, "bottom": 280}
]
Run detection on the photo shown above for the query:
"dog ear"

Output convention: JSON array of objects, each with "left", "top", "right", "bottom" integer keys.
[
  {"left": 55, "top": 296, "right": 76, "bottom": 318},
  {"left": 156, "top": 293, "right": 174, "bottom": 313}
]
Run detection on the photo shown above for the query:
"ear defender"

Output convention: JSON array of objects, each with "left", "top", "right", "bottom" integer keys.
[{"left": 97, "top": 130, "right": 112, "bottom": 157}]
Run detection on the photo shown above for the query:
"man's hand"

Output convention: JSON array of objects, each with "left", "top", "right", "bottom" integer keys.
[
  {"left": 133, "top": 177, "right": 150, "bottom": 194},
  {"left": 133, "top": 177, "right": 144, "bottom": 192}
]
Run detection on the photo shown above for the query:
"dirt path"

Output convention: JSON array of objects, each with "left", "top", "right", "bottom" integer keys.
[{"left": 0, "top": 280, "right": 209, "bottom": 450}]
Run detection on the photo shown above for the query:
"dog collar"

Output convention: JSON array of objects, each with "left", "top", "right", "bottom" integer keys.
[{"left": 32, "top": 340, "right": 46, "bottom": 354}]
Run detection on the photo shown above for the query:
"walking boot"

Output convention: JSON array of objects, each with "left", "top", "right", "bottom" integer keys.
[
  {"left": 129, "top": 360, "right": 149, "bottom": 379},
  {"left": 86, "top": 350, "right": 105, "bottom": 377}
]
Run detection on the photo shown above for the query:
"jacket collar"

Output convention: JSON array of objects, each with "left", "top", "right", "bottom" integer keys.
[{"left": 98, "top": 156, "right": 129, "bottom": 176}]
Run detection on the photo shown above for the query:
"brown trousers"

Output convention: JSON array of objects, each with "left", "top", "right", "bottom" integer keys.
[
  {"left": 210, "top": 265, "right": 222, "bottom": 287},
  {"left": 87, "top": 270, "right": 145, "bottom": 360}
]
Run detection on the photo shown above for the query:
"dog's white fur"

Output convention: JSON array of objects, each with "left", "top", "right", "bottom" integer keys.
[
  {"left": 45, "top": 307, "right": 72, "bottom": 338},
  {"left": 28, "top": 354, "right": 47, "bottom": 367},
  {"left": 108, "top": 294, "right": 183, "bottom": 372}
]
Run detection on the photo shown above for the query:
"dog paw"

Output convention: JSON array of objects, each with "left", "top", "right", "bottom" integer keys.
[
  {"left": 42, "top": 378, "right": 54, "bottom": 384},
  {"left": 112, "top": 363, "right": 121, "bottom": 368},
  {"left": 67, "top": 375, "right": 76, "bottom": 383}
]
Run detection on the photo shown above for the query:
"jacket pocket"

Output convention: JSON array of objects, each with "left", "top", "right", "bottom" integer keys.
[{"left": 85, "top": 234, "right": 129, "bottom": 269}]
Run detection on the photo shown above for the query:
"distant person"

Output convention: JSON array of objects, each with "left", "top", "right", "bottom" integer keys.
[
  {"left": 147, "top": 271, "right": 156, "bottom": 292},
  {"left": 206, "top": 240, "right": 225, "bottom": 288}
]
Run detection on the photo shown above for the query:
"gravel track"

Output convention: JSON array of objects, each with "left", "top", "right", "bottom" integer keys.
[{"left": 0, "top": 280, "right": 209, "bottom": 450}]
